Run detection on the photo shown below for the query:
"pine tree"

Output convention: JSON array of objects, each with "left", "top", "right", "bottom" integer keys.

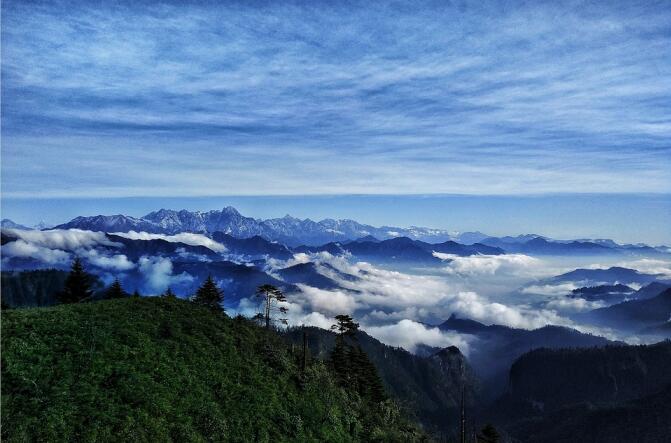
[
  {"left": 162, "top": 287, "right": 177, "bottom": 299},
  {"left": 192, "top": 275, "right": 224, "bottom": 311},
  {"left": 255, "top": 284, "right": 288, "bottom": 329},
  {"left": 478, "top": 424, "right": 500, "bottom": 443},
  {"left": 351, "top": 346, "right": 386, "bottom": 403},
  {"left": 330, "top": 335, "right": 350, "bottom": 385},
  {"left": 104, "top": 279, "right": 128, "bottom": 299},
  {"left": 331, "top": 314, "right": 359, "bottom": 337},
  {"left": 327, "top": 315, "right": 387, "bottom": 403},
  {"left": 132, "top": 290, "right": 141, "bottom": 298},
  {"left": 329, "top": 314, "right": 359, "bottom": 386},
  {"left": 57, "top": 257, "right": 93, "bottom": 304}
]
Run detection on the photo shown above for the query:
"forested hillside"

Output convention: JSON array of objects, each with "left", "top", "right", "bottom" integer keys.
[
  {"left": 285, "top": 327, "right": 479, "bottom": 437},
  {"left": 490, "top": 342, "right": 671, "bottom": 442},
  {"left": 1, "top": 298, "right": 426, "bottom": 442}
]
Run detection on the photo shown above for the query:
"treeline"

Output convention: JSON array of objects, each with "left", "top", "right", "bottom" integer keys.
[
  {"left": 2, "top": 295, "right": 428, "bottom": 441},
  {"left": 4, "top": 258, "right": 404, "bottom": 434}
]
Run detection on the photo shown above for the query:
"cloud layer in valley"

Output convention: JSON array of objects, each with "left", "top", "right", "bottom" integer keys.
[
  {"left": 0, "top": 228, "right": 196, "bottom": 295},
  {"left": 4, "top": 228, "right": 121, "bottom": 250},
  {"left": 112, "top": 231, "right": 226, "bottom": 252},
  {"left": 262, "top": 252, "right": 575, "bottom": 331},
  {"left": 434, "top": 252, "right": 546, "bottom": 277}
]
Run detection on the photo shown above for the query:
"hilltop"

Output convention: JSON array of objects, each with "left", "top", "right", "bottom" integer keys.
[{"left": 1, "top": 298, "right": 425, "bottom": 442}]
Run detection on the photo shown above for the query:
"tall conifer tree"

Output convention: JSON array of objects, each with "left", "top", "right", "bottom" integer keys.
[
  {"left": 192, "top": 275, "right": 224, "bottom": 311},
  {"left": 104, "top": 279, "right": 128, "bottom": 299},
  {"left": 255, "top": 284, "right": 288, "bottom": 329},
  {"left": 57, "top": 257, "right": 93, "bottom": 304}
]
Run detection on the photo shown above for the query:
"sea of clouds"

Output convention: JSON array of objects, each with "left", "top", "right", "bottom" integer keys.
[{"left": 3, "top": 228, "right": 669, "bottom": 352}]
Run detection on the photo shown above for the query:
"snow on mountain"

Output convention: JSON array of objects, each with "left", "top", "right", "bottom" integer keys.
[
  {"left": 1, "top": 219, "right": 32, "bottom": 230},
  {"left": 41, "top": 207, "right": 671, "bottom": 252},
  {"left": 54, "top": 207, "right": 461, "bottom": 245},
  {"left": 55, "top": 215, "right": 162, "bottom": 233}
]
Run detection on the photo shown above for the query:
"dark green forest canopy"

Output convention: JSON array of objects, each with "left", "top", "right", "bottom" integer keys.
[{"left": 1, "top": 297, "right": 426, "bottom": 442}]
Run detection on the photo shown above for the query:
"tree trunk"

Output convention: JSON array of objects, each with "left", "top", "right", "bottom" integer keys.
[{"left": 302, "top": 328, "right": 308, "bottom": 373}]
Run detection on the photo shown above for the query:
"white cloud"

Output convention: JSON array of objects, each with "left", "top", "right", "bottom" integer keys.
[
  {"left": 435, "top": 252, "right": 545, "bottom": 277},
  {"left": 271, "top": 252, "right": 575, "bottom": 336},
  {"left": 81, "top": 249, "right": 135, "bottom": 271},
  {"left": 521, "top": 282, "right": 580, "bottom": 296},
  {"left": 3, "top": 228, "right": 121, "bottom": 250},
  {"left": 137, "top": 255, "right": 194, "bottom": 293},
  {"left": 615, "top": 258, "right": 671, "bottom": 279},
  {"left": 363, "top": 319, "right": 473, "bottom": 355},
  {"left": 236, "top": 296, "right": 335, "bottom": 330},
  {"left": 449, "top": 290, "right": 568, "bottom": 329},
  {"left": 1, "top": 239, "right": 70, "bottom": 264},
  {"left": 112, "top": 231, "right": 226, "bottom": 252},
  {"left": 294, "top": 284, "right": 361, "bottom": 315},
  {"left": 545, "top": 297, "right": 606, "bottom": 313}
]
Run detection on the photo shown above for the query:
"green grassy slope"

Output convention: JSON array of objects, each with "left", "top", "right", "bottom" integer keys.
[{"left": 2, "top": 298, "right": 425, "bottom": 442}]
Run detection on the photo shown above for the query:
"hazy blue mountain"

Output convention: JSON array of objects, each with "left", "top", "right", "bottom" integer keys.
[
  {"left": 342, "top": 237, "right": 442, "bottom": 263},
  {"left": 296, "top": 236, "right": 503, "bottom": 264},
  {"left": 568, "top": 284, "right": 635, "bottom": 303},
  {"left": 105, "top": 234, "right": 220, "bottom": 261},
  {"left": 274, "top": 262, "right": 342, "bottom": 290},
  {"left": 33, "top": 221, "right": 53, "bottom": 230},
  {"left": 439, "top": 314, "right": 616, "bottom": 400},
  {"left": 450, "top": 231, "right": 490, "bottom": 244},
  {"left": 294, "top": 242, "right": 348, "bottom": 256},
  {"left": 144, "top": 207, "right": 269, "bottom": 237},
  {"left": 507, "top": 237, "right": 613, "bottom": 255},
  {"left": 543, "top": 266, "right": 663, "bottom": 286},
  {"left": 343, "top": 235, "right": 381, "bottom": 243},
  {"left": 567, "top": 281, "right": 671, "bottom": 305},
  {"left": 482, "top": 235, "right": 669, "bottom": 256},
  {"left": 1, "top": 219, "right": 32, "bottom": 230},
  {"left": 479, "top": 234, "right": 545, "bottom": 248},
  {"left": 172, "top": 260, "right": 297, "bottom": 305},
  {"left": 633, "top": 281, "right": 671, "bottom": 299},
  {"left": 579, "top": 288, "right": 671, "bottom": 335},
  {"left": 47, "top": 207, "right": 669, "bottom": 253},
  {"left": 55, "top": 206, "right": 459, "bottom": 245},
  {"left": 429, "top": 240, "right": 503, "bottom": 255},
  {"left": 55, "top": 214, "right": 162, "bottom": 233},
  {"left": 211, "top": 232, "right": 293, "bottom": 260}
]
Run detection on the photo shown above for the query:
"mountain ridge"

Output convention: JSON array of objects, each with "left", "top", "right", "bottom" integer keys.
[{"left": 45, "top": 207, "right": 670, "bottom": 252}]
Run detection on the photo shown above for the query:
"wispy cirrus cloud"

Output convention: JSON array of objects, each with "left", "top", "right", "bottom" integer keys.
[{"left": 2, "top": 1, "right": 670, "bottom": 197}]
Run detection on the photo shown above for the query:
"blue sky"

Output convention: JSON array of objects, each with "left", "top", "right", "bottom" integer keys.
[{"left": 1, "top": 1, "right": 670, "bottom": 242}]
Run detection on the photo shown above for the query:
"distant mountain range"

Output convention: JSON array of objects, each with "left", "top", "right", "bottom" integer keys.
[
  {"left": 577, "top": 286, "right": 671, "bottom": 335},
  {"left": 568, "top": 284, "right": 635, "bottom": 303},
  {"left": 296, "top": 236, "right": 504, "bottom": 264},
  {"left": 479, "top": 235, "right": 664, "bottom": 256},
  {"left": 1, "top": 219, "right": 52, "bottom": 231},
  {"left": 47, "top": 207, "right": 473, "bottom": 246},
  {"left": 525, "top": 267, "right": 668, "bottom": 292},
  {"left": 4, "top": 206, "right": 665, "bottom": 254}
]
